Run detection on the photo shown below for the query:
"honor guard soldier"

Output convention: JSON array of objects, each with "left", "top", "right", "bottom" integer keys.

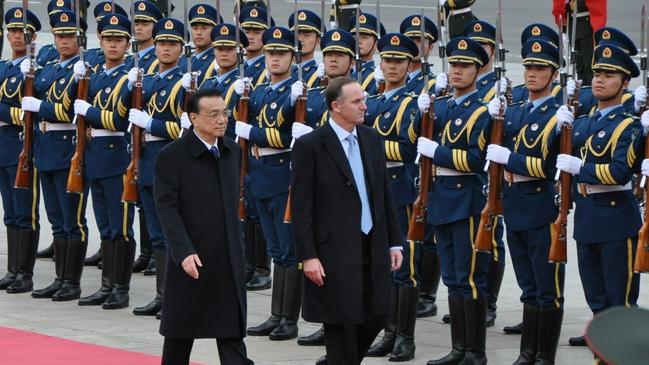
[
  {"left": 288, "top": 9, "right": 323, "bottom": 89},
  {"left": 236, "top": 26, "right": 301, "bottom": 341},
  {"left": 511, "top": 24, "right": 562, "bottom": 105},
  {"left": 0, "top": 7, "right": 42, "bottom": 294},
  {"left": 123, "top": 17, "right": 187, "bottom": 318},
  {"left": 124, "top": 1, "right": 163, "bottom": 75},
  {"left": 440, "top": 0, "right": 477, "bottom": 39},
  {"left": 72, "top": 13, "right": 136, "bottom": 310},
  {"left": 23, "top": 10, "right": 90, "bottom": 302},
  {"left": 35, "top": 0, "right": 71, "bottom": 68},
  {"left": 240, "top": 6, "right": 275, "bottom": 89},
  {"left": 186, "top": 4, "right": 223, "bottom": 86},
  {"left": 284, "top": 28, "right": 356, "bottom": 348},
  {"left": 360, "top": 33, "right": 421, "bottom": 362},
  {"left": 85, "top": 1, "right": 129, "bottom": 71},
  {"left": 555, "top": 45, "right": 642, "bottom": 347},
  {"left": 485, "top": 39, "right": 565, "bottom": 364},
  {"left": 348, "top": 13, "right": 385, "bottom": 96},
  {"left": 399, "top": 15, "right": 442, "bottom": 95},
  {"left": 461, "top": 19, "right": 508, "bottom": 328},
  {"left": 417, "top": 37, "right": 492, "bottom": 365}
]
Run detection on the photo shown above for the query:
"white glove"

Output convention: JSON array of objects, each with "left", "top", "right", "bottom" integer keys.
[
  {"left": 487, "top": 96, "right": 507, "bottom": 118},
  {"left": 317, "top": 62, "right": 325, "bottom": 79},
  {"left": 235, "top": 121, "right": 252, "bottom": 140},
  {"left": 486, "top": 144, "right": 511, "bottom": 165},
  {"left": 635, "top": 85, "right": 647, "bottom": 113},
  {"left": 21, "top": 96, "right": 42, "bottom": 112},
  {"left": 374, "top": 68, "right": 384, "bottom": 86},
  {"left": 73, "top": 61, "right": 87, "bottom": 81},
  {"left": 417, "top": 92, "right": 431, "bottom": 114},
  {"left": 641, "top": 110, "right": 649, "bottom": 136},
  {"left": 233, "top": 77, "right": 251, "bottom": 96},
  {"left": 180, "top": 112, "right": 191, "bottom": 129},
  {"left": 556, "top": 154, "right": 582, "bottom": 175},
  {"left": 434, "top": 73, "right": 448, "bottom": 95},
  {"left": 496, "top": 77, "right": 508, "bottom": 94},
  {"left": 292, "top": 123, "right": 313, "bottom": 139},
  {"left": 127, "top": 67, "right": 141, "bottom": 87},
  {"left": 20, "top": 58, "right": 30, "bottom": 76},
  {"left": 439, "top": 0, "right": 446, "bottom": 6},
  {"left": 417, "top": 137, "right": 439, "bottom": 158},
  {"left": 566, "top": 79, "right": 576, "bottom": 97},
  {"left": 212, "top": 60, "right": 220, "bottom": 74},
  {"left": 74, "top": 99, "right": 91, "bottom": 116},
  {"left": 128, "top": 108, "right": 152, "bottom": 129},
  {"left": 555, "top": 105, "right": 574, "bottom": 132},
  {"left": 290, "top": 80, "right": 304, "bottom": 104},
  {"left": 181, "top": 73, "right": 192, "bottom": 90},
  {"left": 642, "top": 159, "right": 649, "bottom": 177}
]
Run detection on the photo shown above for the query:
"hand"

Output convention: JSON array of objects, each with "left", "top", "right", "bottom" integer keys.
[
  {"left": 21, "top": 96, "right": 42, "bottom": 112},
  {"left": 303, "top": 258, "right": 325, "bottom": 287},
  {"left": 641, "top": 110, "right": 649, "bottom": 136},
  {"left": 555, "top": 105, "right": 574, "bottom": 132},
  {"left": 635, "top": 85, "right": 647, "bottom": 113},
  {"left": 434, "top": 73, "right": 448, "bottom": 95},
  {"left": 20, "top": 58, "right": 30, "bottom": 76},
  {"left": 233, "top": 77, "right": 251, "bottom": 96},
  {"left": 129, "top": 108, "right": 152, "bottom": 129},
  {"left": 235, "top": 121, "right": 252, "bottom": 140},
  {"left": 290, "top": 80, "right": 304, "bottom": 104},
  {"left": 486, "top": 144, "right": 511, "bottom": 165},
  {"left": 496, "top": 77, "right": 508, "bottom": 94},
  {"left": 73, "top": 61, "right": 87, "bottom": 81},
  {"left": 642, "top": 159, "right": 649, "bottom": 177},
  {"left": 292, "top": 122, "right": 313, "bottom": 139},
  {"left": 181, "top": 72, "right": 193, "bottom": 91},
  {"left": 181, "top": 254, "right": 202, "bottom": 279},
  {"left": 487, "top": 96, "right": 507, "bottom": 118},
  {"left": 74, "top": 99, "right": 91, "bottom": 116},
  {"left": 556, "top": 154, "right": 582, "bottom": 175},
  {"left": 180, "top": 112, "right": 191, "bottom": 129},
  {"left": 417, "top": 92, "right": 432, "bottom": 114},
  {"left": 417, "top": 136, "right": 439, "bottom": 158},
  {"left": 127, "top": 67, "right": 141, "bottom": 87},
  {"left": 316, "top": 62, "right": 325, "bottom": 79},
  {"left": 374, "top": 67, "right": 384, "bottom": 85},
  {"left": 566, "top": 79, "right": 576, "bottom": 97},
  {"left": 390, "top": 249, "right": 403, "bottom": 271}
]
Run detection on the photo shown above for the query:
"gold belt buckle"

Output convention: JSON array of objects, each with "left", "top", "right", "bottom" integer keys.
[
  {"left": 39, "top": 122, "right": 47, "bottom": 133},
  {"left": 253, "top": 145, "right": 260, "bottom": 160},
  {"left": 86, "top": 127, "right": 93, "bottom": 140}
]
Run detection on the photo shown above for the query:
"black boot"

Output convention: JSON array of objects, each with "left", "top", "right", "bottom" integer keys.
[
  {"left": 367, "top": 286, "right": 399, "bottom": 357},
  {"left": 270, "top": 266, "right": 301, "bottom": 340},
  {"left": 513, "top": 304, "right": 539, "bottom": 365},
  {"left": 297, "top": 326, "right": 325, "bottom": 346},
  {"left": 143, "top": 257, "right": 156, "bottom": 275},
  {"left": 568, "top": 335, "right": 586, "bottom": 346},
  {"left": 83, "top": 247, "right": 102, "bottom": 267},
  {"left": 133, "top": 248, "right": 166, "bottom": 315},
  {"left": 7, "top": 229, "right": 39, "bottom": 293},
  {"left": 104, "top": 239, "right": 136, "bottom": 309},
  {"left": 504, "top": 321, "right": 523, "bottom": 335},
  {"left": 247, "top": 223, "right": 271, "bottom": 290},
  {"left": 36, "top": 242, "right": 54, "bottom": 260},
  {"left": 133, "top": 210, "right": 152, "bottom": 273},
  {"left": 32, "top": 237, "right": 67, "bottom": 298},
  {"left": 390, "top": 287, "right": 419, "bottom": 362},
  {"left": 442, "top": 314, "right": 451, "bottom": 324},
  {"left": 418, "top": 248, "right": 440, "bottom": 318},
  {"left": 52, "top": 239, "right": 87, "bottom": 301},
  {"left": 0, "top": 227, "right": 19, "bottom": 289},
  {"left": 427, "top": 296, "right": 466, "bottom": 365},
  {"left": 248, "top": 265, "right": 284, "bottom": 336},
  {"left": 459, "top": 297, "right": 487, "bottom": 365},
  {"left": 486, "top": 260, "right": 505, "bottom": 328},
  {"left": 535, "top": 307, "right": 563, "bottom": 365},
  {"left": 78, "top": 241, "right": 114, "bottom": 305}
]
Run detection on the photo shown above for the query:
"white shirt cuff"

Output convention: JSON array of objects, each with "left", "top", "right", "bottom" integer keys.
[{"left": 390, "top": 246, "right": 403, "bottom": 251}]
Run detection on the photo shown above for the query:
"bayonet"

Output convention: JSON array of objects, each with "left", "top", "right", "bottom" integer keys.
[
  {"left": 376, "top": 0, "right": 381, "bottom": 41},
  {"left": 320, "top": 0, "right": 326, "bottom": 36},
  {"left": 216, "top": 0, "right": 221, "bottom": 24},
  {"left": 354, "top": 5, "right": 361, "bottom": 83},
  {"left": 267, "top": 0, "right": 272, "bottom": 28},
  {"left": 294, "top": 0, "right": 302, "bottom": 83},
  {"left": 235, "top": 2, "right": 245, "bottom": 80},
  {"left": 641, "top": 1, "right": 647, "bottom": 86},
  {"left": 570, "top": 3, "right": 578, "bottom": 80},
  {"left": 495, "top": 0, "right": 506, "bottom": 100},
  {"left": 559, "top": 14, "right": 568, "bottom": 107}
]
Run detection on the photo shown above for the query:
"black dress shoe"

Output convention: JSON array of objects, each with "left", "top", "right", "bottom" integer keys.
[
  {"left": 298, "top": 327, "right": 326, "bottom": 346},
  {"left": 247, "top": 315, "right": 280, "bottom": 336},
  {"left": 31, "top": 279, "right": 62, "bottom": 298},
  {"left": 503, "top": 321, "right": 523, "bottom": 334},
  {"left": 269, "top": 318, "right": 298, "bottom": 341},
  {"left": 156, "top": 310, "right": 162, "bottom": 319},
  {"left": 315, "top": 355, "right": 327, "bottom": 365},
  {"left": 569, "top": 335, "right": 587, "bottom": 346},
  {"left": 247, "top": 271, "right": 271, "bottom": 291},
  {"left": 83, "top": 248, "right": 102, "bottom": 267},
  {"left": 52, "top": 283, "right": 81, "bottom": 301},
  {"left": 132, "top": 255, "right": 151, "bottom": 273},
  {"left": 442, "top": 313, "right": 451, "bottom": 324},
  {"left": 133, "top": 298, "right": 162, "bottom": 315}
]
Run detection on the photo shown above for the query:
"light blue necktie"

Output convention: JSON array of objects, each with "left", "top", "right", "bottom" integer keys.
[{"left": 346, "top": 134, "right": 373, "bottom": 234}]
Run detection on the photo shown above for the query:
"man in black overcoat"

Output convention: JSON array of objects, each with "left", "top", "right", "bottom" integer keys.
[
  {"left": 291, "top": 77, "right": 404, "bottom": 365},
  {"left": 154, "top": 89, "right": 253, "bottom": 365}
]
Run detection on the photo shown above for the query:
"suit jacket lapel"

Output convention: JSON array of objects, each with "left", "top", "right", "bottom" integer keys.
[{"left": 321, "top": 123, "right": 356, "bottom": 188}]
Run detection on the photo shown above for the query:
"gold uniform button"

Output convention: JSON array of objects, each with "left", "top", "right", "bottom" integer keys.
[
  {"left": 610, "top": 201, "right": 616, "bottom": 206},
  {"left": 63, "top": 135, "right": 68, "bottom": 140},
  {"left": 536, "top": 187, "right": 541, "bottom": 192},
  {"left": 279, "top": 159, "right": 284, "bottom": 163},
  {"left": 456, "top": 183, "right": 462, "bottom": 189},
  {"left": 109, "top": 144, "right": 114, "bottom": 148},
  {"left": 392, "top": 175, "right": 397, "bottom": 179}
]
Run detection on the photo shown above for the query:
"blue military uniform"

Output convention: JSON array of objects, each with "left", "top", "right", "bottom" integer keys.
[
  {"left": 123, "top": 1, "right": 163, "bottom": 75},
  {"left": 401, "top": 15, "right": 439, "bottom": 95},
  {"left": 567, "top": 46, "right": 641, "bottom": 314},
  {"left": 84, "top": 2, "right": 129, "bottom": 71},
  {"left": 0, "top": 7, "right": 42, "bottom": 293},
  {"left": 186, "top": 4, "right": 224, "bottom": 85},
  {"left": 288, "top": 9, "right": 324, "bottom": 88},
  {"left": 349, "top": 13, "right": 385, "bottom": 95},
  {"left": 29, "top": 10, "right": 90, "bottom": 302},
  {"left": 240, "top": 7, "right": 275, "bottom": 88}
]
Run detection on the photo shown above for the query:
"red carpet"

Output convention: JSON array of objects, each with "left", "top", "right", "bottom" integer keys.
[{"left": 0, "top": 326, "right": 203, "bottom": 365}]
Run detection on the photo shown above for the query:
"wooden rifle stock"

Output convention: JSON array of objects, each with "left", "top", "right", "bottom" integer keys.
[
  {"left": 474, "top": 102, "right": 505, "bottom": 253},
  {"left": 549, "top": 124, "right": 572, "bottom": 263},
  {"left": 122, "top": 74, "right": 143, "bottom": 203},
  {"left": 238, "top": 87, "right": 250, "bottom": 221},
  {"left": 283, "top": 86, "right": 308, "bottom": 223},
  {"left": 66, "top": 68, "right": 90, "bottom": 194},
  {"left": 14, "top": 62, "right": 35, "bottom": 189},
  {"left": 635, "top": 124, "right": 649, "bottom": 272}
]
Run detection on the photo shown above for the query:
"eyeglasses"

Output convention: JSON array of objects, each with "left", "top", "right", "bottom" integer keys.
[{"left": 198, "top": 110, "right": 232, "bottom": 119}]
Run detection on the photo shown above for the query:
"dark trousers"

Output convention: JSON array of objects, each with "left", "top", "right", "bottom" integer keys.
[{"left": 161, "top": 337, "right": 253, "bottom": 365}]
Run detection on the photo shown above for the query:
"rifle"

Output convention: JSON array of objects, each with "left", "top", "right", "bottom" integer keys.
[
  {"left": 122, "top": 1, "right": 144, "bottom": 204},
  {"left": 375, "top": 0, "right": 385, "bottom": 93},
  {"left": 216, "top": 0, "right": 220, "bottom": 25},
  {"left": 635, "top": 0, "right": 649, "bottom": 273},
  {"left": 407, "top": 8, "right": 434, "bottom": 244},
  {"left": 636, "top": 3, "right": 649, "bottom": 204},
  {"left": 318, "top": 0, "right": 330, "bottom": 88},
  {"left": 14, "top": 0, "right": 36, "bottom": 189},
  {"left": 474, "top": 0, "right": 506, "bottom": 253},
  {"left": 183, "top": 0, "right": 196, "bottom": 111},
  {"left": 236, "top": 3, "right": 250, "bottom": 221},
  {"left": 549, "top": 14, "right": 572, "bottom": 264},
  {"left": 354, "top": 4, "right": 362, "bottom": 84},
  {"left": 437, "top": 2, "right": 449, "bottom": 96},
  {"left": 67, "top": 0, "right": 90, "bottom": 194}
]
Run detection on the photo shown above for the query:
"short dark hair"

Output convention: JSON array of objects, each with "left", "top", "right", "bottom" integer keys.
[
  {"left": 186, "top": 88, "right": 223, "bottom": 115},
  {"left": 325, "top": 77, "right": 358, "bottom": 110}
]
